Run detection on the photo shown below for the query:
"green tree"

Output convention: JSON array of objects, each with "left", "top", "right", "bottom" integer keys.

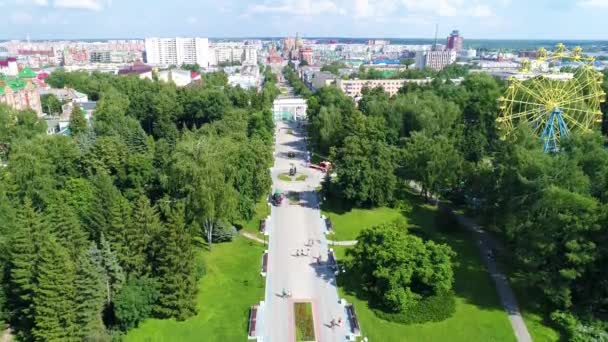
[
  {"left": 8, "top": 200, "right": 44, "bottom": 338},
  {"left": 154, "top": 203, "right": 197, "bottom": 320},
  {"left": 349, "top": 221, "right": 455, "bottom": 312},
  {"left": 124, "top": 196, "right": 162, "bottom": 276},
  {"left": 74, "top": 244, "right": 106, "bottom": 340},
  {"left": 32, "top": 233, "right": 78, "bottom": 342},
  {"left": 41, "top": 94, "right": 63, "bottom": 116},
  {"left": 98, "top": 233, "right": 125, "bottom": 305},
  {"left": 167, "top": 134, "right": 238, "bottom": 246},
  {"left": 334, "top": 135, "right": 397, "bottom": 206},
  {"left": 114, "top": 277, "right": 159, "bottom": 330},
  {"left": 510, "top": 186, "right": 601, "bottom": 308},
  {"left": 45, "top": 198, "right": 88, "bottom": 261},
  {"left": 399, "top": 58, "right": 415, "bottom": 69},
  {"left": 69, "top": 104, "right": 88, "bottom": 137},
  {"left": 400, "top": 132, "right": 463, "bottom": 202}
]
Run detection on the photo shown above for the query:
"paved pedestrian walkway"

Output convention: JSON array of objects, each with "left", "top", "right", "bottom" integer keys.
[{"left": 258, "top": 120, "right": 351, "bottom": 341}]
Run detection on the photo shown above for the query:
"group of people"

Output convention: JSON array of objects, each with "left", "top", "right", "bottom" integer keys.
[
  {"left": 281, "top": 288, "right": 292, "bottom": 298},
  {"left": 329, "top": 317, "right": 343, "bottom": 329},
  {"left": 294, "top": 248, "right": 310, "bottom": 257}
]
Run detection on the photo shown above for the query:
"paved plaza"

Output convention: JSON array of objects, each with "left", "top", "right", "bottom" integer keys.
[{"left": 257, "top": 120, "right": 351, "bottom": 342}]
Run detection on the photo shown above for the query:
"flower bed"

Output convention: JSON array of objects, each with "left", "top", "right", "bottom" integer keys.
[{"left": 294, "top": 302, "right": 315, "bottom": 341}]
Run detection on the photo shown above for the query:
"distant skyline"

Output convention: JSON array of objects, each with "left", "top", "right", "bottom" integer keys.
[{"left": 1, "top": 0, "right": 608, "bottom": 40}]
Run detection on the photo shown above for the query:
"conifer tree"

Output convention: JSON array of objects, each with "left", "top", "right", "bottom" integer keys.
[
  {"left": 69, "top": 104, "right": 88, "bottom": 137},
  {"left": 9, "top": 199, "right": 43, "bottom": 338},
  {"left": 32, "top": 233, "right": 78, "bottom": 342},
  {"left": 74, "top": 244, "right": 106, "bottom": 340},
  {"left": 154, "top": 203, "right": 197, "bottom": 320},
  {"left": 107, "top": 195, "right": 132, "bottom": 270},
  {"left": 124, "top": 196, "right": 161, "bottom": 276},
  {"left": 87, "top": 174, "right": 119, "bottom": 241},
  {"left": 46, "top": 199, "right": 88, "bottom": 261},
  {"left": 98, "top": 233, "right": 125, "bottom": 305}
]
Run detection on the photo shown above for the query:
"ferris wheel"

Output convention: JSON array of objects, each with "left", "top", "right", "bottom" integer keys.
[{"left": 497, "top": 45, "right": 605, "bottom": 152}]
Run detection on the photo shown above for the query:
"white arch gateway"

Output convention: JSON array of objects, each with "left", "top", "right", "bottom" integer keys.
[{"left": 272, "top": 96, "right": 307, "bottom": 121}]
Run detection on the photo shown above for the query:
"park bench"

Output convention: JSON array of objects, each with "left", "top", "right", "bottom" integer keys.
[
  {"left": 259, "top": 219, "right": 266, "bottom": 233},
  {"left": 325, "top": 217, "right": 333, "bottom": 232},
  {"left": 248, "top": 305, "right": 258, "bottom": 338},
  {"left": 261, "top": 252, "right": 268, "bottom": 276},
  {"left": 346, "top": 304, "right": 361, "bottom": 335}
]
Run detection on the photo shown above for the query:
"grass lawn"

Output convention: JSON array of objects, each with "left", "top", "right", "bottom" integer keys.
[
  {"left": 333, "top": 193, "right": 517, "bottom": 342},
  {"left": 238, "top": 200, "right": 270, "bottom": 240},
  {"left": 278, "top": 173, "right": 293, "bottom": 182},
  {"left": 322, "top": 202, "right": 404, "bottom": 241},
  {"left": 294, "top": 302, "right": 316, "bottom": 341},
  {"left": 295, "top": 174, "right": 308, "bottom": 181},
  {"left": 125, "top": 237, "right": 265, "bottom": 342}
]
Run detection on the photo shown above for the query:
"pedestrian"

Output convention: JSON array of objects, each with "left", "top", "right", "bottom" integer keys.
[
  {"left": 337, "top": 317, "right": 342, "bottom": 327},
  {"left": 282, "top": 288, "right": 286, "bottom": 298},
  {"left": 306, "top": 248, "right": 310, "bottom": 256},
  {"left": 330, "top": 318, "right": 336, "bottom": 329}
]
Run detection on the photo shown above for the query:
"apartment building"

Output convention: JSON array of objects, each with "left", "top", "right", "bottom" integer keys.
[
  {"left": 144, "top": 37, "right": 210, "bottom": 67},
  {"left": 336, "top": 78, "right": 432, "bottom": 100}
]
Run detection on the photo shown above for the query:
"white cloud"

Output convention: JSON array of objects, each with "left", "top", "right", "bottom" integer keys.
[
  {"left": 578, "top": 0, "right": 608, "bottom": 8},
  {"left": 15, "top": 0, "right": 48, "bottom": 5},
  {"left": 10, "top": 11, "right": 33, "bottom": 24},
  {"left": 53, "top": 0, "right": 106, "bottom": 11},
  {"left": 187, "top": 16, "right": 198, "bottom": 24},
  {"left": 248, "top": 0, "right": 344, "bottom": 16},
  {"left": 469, "top": 4, "right": 493, "bottom": 17}
]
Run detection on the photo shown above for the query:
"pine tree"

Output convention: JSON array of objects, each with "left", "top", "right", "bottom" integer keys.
[
  {"left": 154, "top": 203, "right": 197, "bottom": 320},
  {"left": 98, "top": 233, "right": 125, "bottom": 305},
  {"left": 69, "top": 104, "right": 88, "bottom": 137},
  {"left": 9, "top": 199, "right": 43, "bottom": 338},
  {"left": 107, "top": 195, "right": 132, "bottom": 272},
  {"left": 87, "top": 174, "right": 119, "bottom": 241},
  {"left": 124, "top": 196, "right": 161, "bottom": 276},
  {"left": 45, "top": 200, "right": 88, "bottom": 262},
  {"left": 32, "top": 233, "right": 78, "bottom": 342},
  {"left": 74, "top": 244, "right": 106, "bottom": 340}
]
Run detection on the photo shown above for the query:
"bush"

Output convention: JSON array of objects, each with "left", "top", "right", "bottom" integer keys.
[
  {"left": 114, "top": 277, "right": 160, "bottom": 331},
  {"left": 551, "top": 311, "right": 608, "bottom": 342},
  {"left": 372, "top": 291, "right": 456, "bottom": 324},
  {"left": 212, "top": 221, "right": 237, "bottom": 243}
]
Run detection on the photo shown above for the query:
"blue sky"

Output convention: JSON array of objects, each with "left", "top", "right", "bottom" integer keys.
[{"left": 1, "top": 0, "right": 608, "bottom": 40}]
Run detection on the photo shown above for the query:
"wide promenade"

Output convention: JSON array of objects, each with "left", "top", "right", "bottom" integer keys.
[{"left": 258, "top": 120, "right": 350, "bottom": 341}]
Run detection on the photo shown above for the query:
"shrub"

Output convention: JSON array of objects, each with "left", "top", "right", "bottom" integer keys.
[
  {"left": 114, "top": 277, "right": 160, "bottom": 330},
  {"left": 372, "top": 291, "right": 456, "bottom": 324}
]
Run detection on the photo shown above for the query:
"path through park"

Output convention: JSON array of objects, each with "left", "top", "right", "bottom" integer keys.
[{"left": 256, "top": 120, "right": 351, "bottom": 341}]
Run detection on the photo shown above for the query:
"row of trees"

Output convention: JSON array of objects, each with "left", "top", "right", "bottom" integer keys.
[
  {"left": 306, "top": 68, "right": 608, "bottom": 338},
  {"left": 0, "top": 66, "right": 279, "bottom": 340}
]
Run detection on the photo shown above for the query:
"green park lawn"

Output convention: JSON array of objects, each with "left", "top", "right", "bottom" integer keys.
[
  {"left": 330, "top": 194, "right": 515, "bottom": 342},
  {"left": 125, "top": 236, "right": 265, "bottom": 342},
  {"left": 329, "top": 191, "right": 560, "bottom": 341},
  {"left": 322, "top": 204, "right": 404, "bottom": 241},
  {"left": 238, "top": 200, "right": 270, "bottom": 239}
]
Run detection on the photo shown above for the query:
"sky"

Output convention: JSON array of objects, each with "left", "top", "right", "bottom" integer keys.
[{"left": 1, "top": 0, "right": 608, "bottom": 40}]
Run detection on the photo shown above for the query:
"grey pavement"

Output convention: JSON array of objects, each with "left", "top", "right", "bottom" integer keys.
[{"left": 258, "top": 120, "right": 351, "bottom": 342}]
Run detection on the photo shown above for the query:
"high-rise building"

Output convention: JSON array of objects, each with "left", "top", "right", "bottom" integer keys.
[
  {"left": 300, "top": 47, "right": 313, "bottom": 65},
  {"left": 144, "top": 37, "right": 210, "bottom": 67},
  {"left": 447, "top": 30, "right": 464, "bottom": 53},
  {"left": 426, "top": 50, "right": 457, "bottom": 70}
]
